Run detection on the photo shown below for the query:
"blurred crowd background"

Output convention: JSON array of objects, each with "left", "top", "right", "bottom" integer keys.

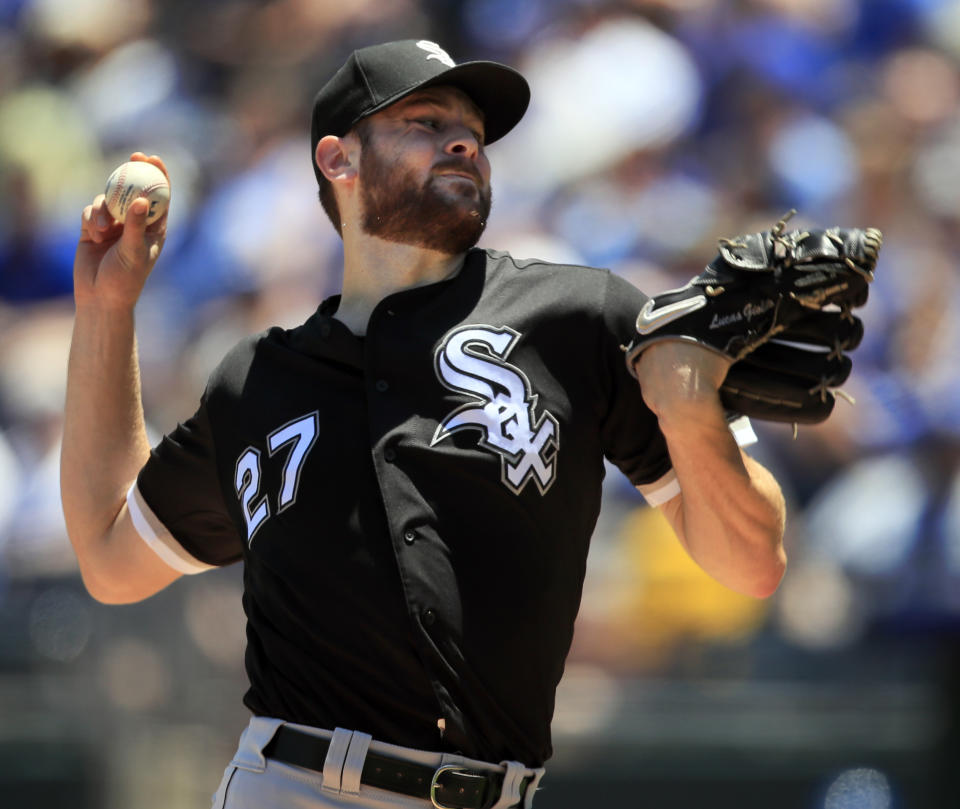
[{"left": 2, "top": 0, "right": 960, "bottom": 807}]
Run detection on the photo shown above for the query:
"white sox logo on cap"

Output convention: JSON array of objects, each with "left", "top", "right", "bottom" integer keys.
[
  {"left": 416, "top": 40, "right": 456, "bottom": 67},
  {"left": 432, "top": 325, "right": 559, "bottom": 495}
]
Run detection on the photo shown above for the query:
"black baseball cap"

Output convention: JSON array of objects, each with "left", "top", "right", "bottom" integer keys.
[{"left": 310, "top": 39, "right": 530, "bottom": 184}]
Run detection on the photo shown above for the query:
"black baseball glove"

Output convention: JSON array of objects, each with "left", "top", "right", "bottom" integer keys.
[{"left": 625, "top": 212, "right": 883, "bottom": 424}]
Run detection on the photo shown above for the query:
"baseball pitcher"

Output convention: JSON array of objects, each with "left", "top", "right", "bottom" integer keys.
[{"left": 62, "top": 40, "right": 880, "bottom": 809}]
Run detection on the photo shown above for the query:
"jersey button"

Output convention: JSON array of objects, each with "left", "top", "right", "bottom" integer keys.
[
  {"left": 422, "top": 608, "right": 436, "bottom": 627},
  {"left": 403, "top": 529, "right": 416, "bottom": 544},
  {"left": 375, "top": 379, "right": 389, "bottom": 392},
  {"left": 384, "top": 448, "right": 397, "bottom": 462}
]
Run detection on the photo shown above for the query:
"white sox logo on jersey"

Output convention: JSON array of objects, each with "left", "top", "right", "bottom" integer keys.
[{"left": 431, "top": 325, "right": 559, "bottom": 495}]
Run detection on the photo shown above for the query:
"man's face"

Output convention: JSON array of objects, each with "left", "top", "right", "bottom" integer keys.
[{"left": 356, "top": 87, "right": 492, "bottom": 255}]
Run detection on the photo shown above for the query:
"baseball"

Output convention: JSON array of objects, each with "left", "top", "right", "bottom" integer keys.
[{"left": 104, "top": 161, "right": 170, "bottom": 225}]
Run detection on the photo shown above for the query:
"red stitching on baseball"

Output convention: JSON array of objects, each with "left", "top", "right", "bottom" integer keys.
[
  {"left": 140, "top": 182, "right": 167, "bottom": 195},
  {"left": 109, "top": 164, "right": 127, "bottom": 209}
]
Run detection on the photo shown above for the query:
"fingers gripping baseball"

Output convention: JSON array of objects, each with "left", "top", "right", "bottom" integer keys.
[{"left": 74, "top": 153, "right": 170, "bottom": 309}]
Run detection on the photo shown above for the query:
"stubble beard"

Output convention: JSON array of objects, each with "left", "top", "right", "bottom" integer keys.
[{"left": 358, "top": 144, "right": 492, "bottom": 255}]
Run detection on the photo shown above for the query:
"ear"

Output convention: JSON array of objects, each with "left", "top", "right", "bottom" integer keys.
[{"left": 315, "top": 135, "right": 358, "bottom": 184}]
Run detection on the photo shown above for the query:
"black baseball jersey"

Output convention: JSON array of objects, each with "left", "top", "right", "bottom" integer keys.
[{"left": 128, "top": 248, "right": 678, "bottom": 767}]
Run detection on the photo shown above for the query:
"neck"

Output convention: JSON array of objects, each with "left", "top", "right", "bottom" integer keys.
[{"left": 335, "top": 231, "right": 467, "bottom": 335}]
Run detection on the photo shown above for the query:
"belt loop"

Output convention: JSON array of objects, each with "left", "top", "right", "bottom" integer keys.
[
  {"left": 341, "top": 730, "right": 372, "bottom": 796},
  {"left": 231, "top": 717, "right": 284, "bottom": 772},
  {"left": 490, "top": 761, "right": 527, "bottom": 809},
  {"left": 522, "top": 767, "right": 546, "bottom": 809},
  {"left": 320, "top": 727, "right": 353, "bottom": 795}
]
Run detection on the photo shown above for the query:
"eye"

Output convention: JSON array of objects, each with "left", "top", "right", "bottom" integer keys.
[{"left": 415, "top": 118, "right": 439, "bottom": 130}]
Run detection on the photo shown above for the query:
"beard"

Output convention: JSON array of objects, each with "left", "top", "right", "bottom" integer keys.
[{"left": 358, "top": 143, "right": 492, "bottom": 255}]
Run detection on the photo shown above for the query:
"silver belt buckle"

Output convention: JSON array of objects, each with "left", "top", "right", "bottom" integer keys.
[{"left": 430, "top": 764, "right": 470, "bottom": 809}]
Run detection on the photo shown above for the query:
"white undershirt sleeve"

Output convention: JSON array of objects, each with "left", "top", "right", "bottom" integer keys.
[
  {"left": 126, "top": 483, "right": 217, "bottom": 575},
  {"left": 636, "top": 416, "right": 758, "bottom": 505}
]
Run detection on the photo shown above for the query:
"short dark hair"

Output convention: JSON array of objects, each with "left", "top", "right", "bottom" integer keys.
[{"left": 317, "top": 118, "right": 373, "bottom": 237}]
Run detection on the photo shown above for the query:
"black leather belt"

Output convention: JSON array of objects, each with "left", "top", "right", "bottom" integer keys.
[{"left": 262, "top": 725, "right": 533, "bottom": 809}]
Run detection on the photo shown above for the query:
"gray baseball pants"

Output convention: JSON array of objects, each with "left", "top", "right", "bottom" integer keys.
[{"left": 211, "top": 717, "right": 546, "bottom": 809}]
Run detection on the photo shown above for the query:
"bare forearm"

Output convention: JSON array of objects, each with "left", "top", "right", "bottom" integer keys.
[
  {"left": 61, "top": 303, "right": 150, "bottom": 554},
  {"left": 658, "top": 401, "right": 786, "bottom": 597},
  {"left": 60, "top": 155, "right": 185, "bottom": 603},
  {"left": 634, "top": 342, "right": 786, "bottom": 597}
]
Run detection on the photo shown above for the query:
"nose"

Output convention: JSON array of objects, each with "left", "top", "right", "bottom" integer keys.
[{"left": 444, "top": 126, "right": 481, "bottom": 160}]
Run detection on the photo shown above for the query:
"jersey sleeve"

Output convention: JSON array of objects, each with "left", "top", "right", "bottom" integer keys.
[
  {"left": 596, "top": 270, "right": 675, "bottom": 501},
  {"left": 128, "top": 395, "right": 244, "bottom": 574}
]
